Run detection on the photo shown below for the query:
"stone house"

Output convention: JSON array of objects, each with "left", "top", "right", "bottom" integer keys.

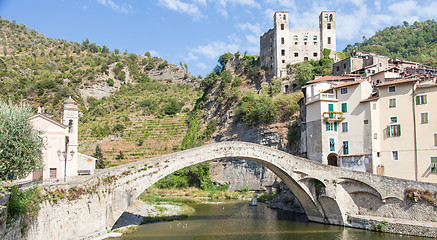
[
  {"left": 19, "top": 98, "right": 95, "bottom": 183},
  {"left": 260, "top": 11, "right": 337, "bottom": 78}
]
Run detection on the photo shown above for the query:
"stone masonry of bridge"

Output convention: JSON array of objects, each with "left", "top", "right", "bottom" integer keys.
[{"left": 14, "top": 142, "right": 437, "bottom": 239}]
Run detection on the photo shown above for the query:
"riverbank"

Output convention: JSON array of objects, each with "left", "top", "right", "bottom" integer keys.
[{"left": 96, "top": 188, "right": 253, "bottom": 239}]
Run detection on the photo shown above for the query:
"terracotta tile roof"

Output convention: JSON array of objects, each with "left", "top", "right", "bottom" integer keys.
[
  {"left": 360, "top": 95, "right": 379, "bottom": 103},
  {"left": 376, "top": 78, "right": 417, "bottom": 87},
  {"left": 306, "top": 75, "right": 354, "bottom": 84},
  {"left": 334, "top": 79, "right": 365, "bottom": 89}
]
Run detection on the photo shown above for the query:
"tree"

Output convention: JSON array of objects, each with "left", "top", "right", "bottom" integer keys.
[
  {"left": 93, "top": 145, "right": 108, "bottom": 169},
  {"left": 0, "top": 100, "right": 44, "bottom": 180},
  {"left": 295, "top": 62, "right": 314, "bottom": 86}
]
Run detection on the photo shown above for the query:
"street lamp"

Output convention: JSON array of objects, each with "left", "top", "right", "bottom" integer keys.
[{"left": 57, "top": 148, "right": 75, "bottom": 182}]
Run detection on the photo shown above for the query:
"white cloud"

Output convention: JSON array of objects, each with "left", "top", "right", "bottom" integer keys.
[
  {"left": 214, "top": 0, "right": 261, "bottom": 17},
  {"left": 374, "top": 0, "right": 381, "bottom": 11},
  {"left": 149, "top": 50, "right": 160, "bottom": 58},
  {"left": 236, "top": 22, "right": 261, "bottom": 36},
  {"left": 97, "top": 0, "right": 132, "bottom": 14},
  {"left": 158, "top": 0, "right": 204, "bottom": 20},
  {"left": 189, "top": 40, "right": 240, "bottom": 59}
]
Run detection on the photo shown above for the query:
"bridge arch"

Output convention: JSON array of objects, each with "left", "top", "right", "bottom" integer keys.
[{"left": 35, "top": 141, "right": 437, "bottom": 239}]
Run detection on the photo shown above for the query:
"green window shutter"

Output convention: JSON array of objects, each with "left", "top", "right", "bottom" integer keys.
[
  {"left": 397, "top": 124, "right": 401, "bottom": 136},
  {"left": 328, "top": 104, "right": 334, "bottom": 111},
  {"left": 386, "top": 125, "right": 391, "bottom": 137},
  {"left": 416, "top": 95, "right": 420, "bottom": 105},
  {"left": 342, "top": 103, "right": 347, "bottom": 113},
  {"left": 334, "top": 122, "right": 338, "bottom": 131},
  {"left": 326, "top": 122, "right": 330, "bottom": 131},
  {"left": 424, "top": 95, "right": 428, "bottom": 104},
  {"left": 343, "top": 141, "right": 349, "bottom": 154}
]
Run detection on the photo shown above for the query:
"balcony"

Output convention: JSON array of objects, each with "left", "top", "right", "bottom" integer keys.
[
  {"left": 322, "top": 111, "right": 345, "bottom": 122},
  {"left": 306, "top": 93, "right": 337, "bottom": 105}
]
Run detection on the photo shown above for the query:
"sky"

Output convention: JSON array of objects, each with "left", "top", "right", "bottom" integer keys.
[{"left": 0, "top": 0, "right": 436, "bottom": 77}]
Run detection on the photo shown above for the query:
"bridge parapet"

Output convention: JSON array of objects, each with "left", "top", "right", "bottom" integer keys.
[{"left": 24, "top": 141, "right": 437, "bottom": 240}]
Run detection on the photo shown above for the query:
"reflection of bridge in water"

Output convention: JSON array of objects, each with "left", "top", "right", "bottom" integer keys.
[{"left": 31, "top": 141, "right": 437, "bottom": 239}]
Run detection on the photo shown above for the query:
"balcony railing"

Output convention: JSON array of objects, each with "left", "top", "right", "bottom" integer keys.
[
  {"left": 322, "top": 111, "right": 345, "bottom": 121},
  {"left": 307, "top": 93, "right": 337, "bottom": 104}
]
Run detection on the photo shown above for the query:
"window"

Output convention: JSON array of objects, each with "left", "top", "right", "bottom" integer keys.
[
  {"left": 388, "top": 86, "right": 396, "bottom": 93},
  {"left": 281, "top": 24, "right": 284, "bottom": 30},
  {"left": 293, "top": 35, "right": 298, "bottom": 40},
  {"left": 364, "top": 120, "right": 369, "bottom": 124},
  {"left": 295, "top": 42, "right": 298, "bottom": 45},
  {"left": 304, "top": 42, "right": 307, "bottom": 45},
  {"left": 340, "top": 88, "right": 348, "bottom": 94},
  {"left": 282, "top": 60, "right": 285, "bottom": 63},
  {"left": 327, "top": 23, "right": 332, "bottom": 29},
  {"left": 341, "top": 103, "right": 347, "bottom": 113},
  {"left": 343, "top": 141, "right": 349, "bottom": 154},
  {"left": 390, "top": 117, "right": 398, "bottom": 123},
  {"left": 313, "top": 35, "right": 317, "bottom": 40},
  {"left": 392, "top": 151, "right": 399, "bottom": 160},
  {"left": 326, "top": 122, "right": 337, "bottom": 131},
  {"left": 376, "top": 152, "right": 380, "bottom": 157},
  {"left": 336, "top": 66, "right": 339, "bottom": 71},
  {"left": 342, "top": 122, "right": 348, "bottom": 132},
  {"left": 374, "top": 133, "right": 378, "bottom": 139},
  {"left": 294, "top": 52, "right": 298, "bottom": 57},
  {"left": 313, "top": 52, "right": 318, "bottom": 57},
  {"left": 329, "top": 14, "right": 333, "bottom": 22},
  {"left": 50, "top": 168, "right": 57, "bottom": 179},
  {"left": 283, "top": 15, "right": 286, "bottom": 20},
  {"left": 431, "top": 157, "right": 437, "bottom": 173},
  {"left": 330, "top": 138, "right": 335, "bottom": 151},
  {"left": 387, "top": 124, "right": 401, "bottom": 137},
  {"left": 421, "top": 112, "right": 429, "bottom": 124},
  {"left": 416, "top": 95, "right": 427, "bottom": 105},
  {"left": 281, "top": 37, "right": 285, "bottom": 44},
  {"left": 314, "top": 42, "right": 317, "bottom": 45},
  {"left": 281, "top": 49, "right": 285, "bottom": 56},
  {"left": 304, "top": 57, "right": 308, "bottom": 61},
  {"left": 68, "top": 120, "right": 73, "bottom": 133},
  {"left": 328, "top": 37, "right": 331, "bottom": 44},
  {"left": 389, "top": 98, "right": 396, "bottom": 108},
  {"left": 344, "top": 63, "right": 346, "bottom": 68},
  {"left": 435, "top": 133, "right": 437, "bottom": 147},
  {"left": 303, "top": 35, "right": 308, "bottom": 41}
]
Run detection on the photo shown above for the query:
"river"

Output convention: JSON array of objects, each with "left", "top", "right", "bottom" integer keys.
[{"left": 115, "top": 201, "right": 427, "bottom": 240}]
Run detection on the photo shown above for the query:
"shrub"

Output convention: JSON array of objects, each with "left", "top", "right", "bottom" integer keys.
[
  {"left": 144, "top": 62, "right": 155, "bottom": 71},
  {"left": 235, "top": 92, "right": 276, "bottom": 126},
  {"left": 163, "top": 98, "right": 183, "bottom": 115},
  {"left": 112, "top": 123, "right": 124, "bottom": 133},
  {"left": 107, "top": 78, "right": 114, "bottom": 87},
  {"left": 158, "top": 61, "right": 168, "bottom": 69},
  {"left": 273, "top": 92, "right": 302, "bottom": 120}
]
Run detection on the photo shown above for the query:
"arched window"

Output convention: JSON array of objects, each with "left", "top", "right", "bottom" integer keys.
[
  {"left": 327, "top": 23, "right": 331, "bottom": 29},
  {"left": 293, "top": 35, "right": 298, "bottom": 40},
  {"left": 283, "top": 15, "right": 286, "bottom": 20},
  {"left": 303, "top": 35, "right": 308, "bottom": 41},
  {"left": 68, "top": 120, "right": 73, "bottom": 133},
  {"left": 329, "top": 14, "right": 333, "bottom": 22},
  {"left": 313, "top": 35, "right": 317, "bottom": 40}
]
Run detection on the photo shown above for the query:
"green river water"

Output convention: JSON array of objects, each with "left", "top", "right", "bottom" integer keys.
[{"left": 116, "top": 201, "right": 427, "bottom": 240}]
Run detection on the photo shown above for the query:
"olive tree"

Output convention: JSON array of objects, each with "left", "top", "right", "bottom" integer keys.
[{"left": 0, "top": 100, "right": 44, "bottom": 180}]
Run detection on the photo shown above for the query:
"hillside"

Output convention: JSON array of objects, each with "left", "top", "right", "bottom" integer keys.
[
  {"left": 0, "top": 17, "right": 200, "bottom": 163},
  {"left": 343, "top": 20, "right": 437, "bottom": 66}
]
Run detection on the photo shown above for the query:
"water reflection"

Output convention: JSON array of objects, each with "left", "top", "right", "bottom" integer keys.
[{"left": 116, "top": 201, "right": 427, "bottom": 240}]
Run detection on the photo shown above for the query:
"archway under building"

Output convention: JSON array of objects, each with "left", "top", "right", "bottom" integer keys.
[{"left": 327, "top": 153, "right": 338, "bottom": 167}]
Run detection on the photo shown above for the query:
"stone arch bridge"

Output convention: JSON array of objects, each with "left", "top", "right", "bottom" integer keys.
[{"left": 30, "top": 141, "right": 437, "bottom": 239}]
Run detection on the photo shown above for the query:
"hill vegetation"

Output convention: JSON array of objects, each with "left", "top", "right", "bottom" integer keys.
[
  {"left": 0, "top": 17, "right": 199, "bottom": 163},
  {"left": 343, "top": 20, "right": 437, "bottom": 66}
]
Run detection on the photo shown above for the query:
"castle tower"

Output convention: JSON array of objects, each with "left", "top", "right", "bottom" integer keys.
[
  {"left": 319, "top": 11, "right": 336, "bottom": 58},
  {"left": 274, "top": 12, "right": 290, "bottom": 77},
  {"left": 62, "top": 96, "right": 79, "bottom": 176}
]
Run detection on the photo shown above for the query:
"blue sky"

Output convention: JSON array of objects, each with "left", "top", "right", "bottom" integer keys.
[{"left": 1, "top": 0, "right": 436, "bottom": 77}]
